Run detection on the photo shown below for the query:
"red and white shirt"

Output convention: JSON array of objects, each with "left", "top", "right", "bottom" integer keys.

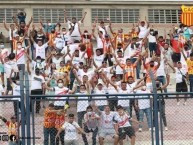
[
  {"left": 54, "top": 87, "right": 69, "bottom": 106},
  {"left": 116, "top": 113, "right": 131, "bottom": 128},
  {"left": 15, "top": 48, "right": 25, "bottom": 64}
]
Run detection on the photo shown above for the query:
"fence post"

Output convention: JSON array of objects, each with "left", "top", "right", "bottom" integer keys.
[
  {"left": 19, "top": 71, "right": 26, "bottom": 145},
  {"left": 149, "top": 70, "right": 160, "bottom": 145},
  {"left": 25, "top": 72, "right": 31, "bottom": 145}
]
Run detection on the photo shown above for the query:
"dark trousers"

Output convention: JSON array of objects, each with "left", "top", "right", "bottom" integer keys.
[
  {"left": 82, "top": 125, "right": 98, "bottom": 145},
  {"left": 77, "top": 111, "right": 86, "bottom": 127},
  {"left": 31, "top": 89, "right": 43, "bottom": 113},
  {"left": 104, "top": 54, "right": 113, "bottom": 66},
  {"left": 17, "top": 64, "right": 25, "bottom": 74},
  {"left": 56, "top": 130, "right": 65, "bottom": 145},
  {"left": 43, "top": 127, "right": 56, "bottom": 145},
  {"left": 10, "top": 40, "right": 13, "bottom": 53},
  {"left": 108, "top": 97, "right": 118, "bottom": 111},
  {"left": 189, "top": 74, "right": 193, "bottom": 96},
  {"left": 129, "top": 98, "right": 140, "bottom": 121},
  {"left": 13, "top": 101, "right": 21, "bottom": 120},
  {"left": 153, "top": 100, "right": 167, "bottom": 127}
]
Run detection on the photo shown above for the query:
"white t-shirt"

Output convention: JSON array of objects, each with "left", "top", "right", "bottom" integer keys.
[
  {"left": 34, "top": 43, "right": 48, "bottom": 59},
  {"left": 138, "top": 25, "right": 148, "bottom": 39},
  {"left": 93, "top": 89, "right": 107, "bottom": 106},
  {"left": 62, "top": 121, "right": 80, "bottom": 140},
  {"left": 72, "top": 55, "right": 83, "bottom": 66},
  {"left": 32, "top": 60, "right": 46, "bottom": 72},
  {"left": 107, "top": 83, "right": 119, "bottom": 98},
  {"left": 69, "top": 44, "right": 80, "bottom": 55},
  {"left": 96, "top": 36, "right": 103, "bottom": 48},
  {"left": 12, "top": 83, "right": 21, "bottom": 101},
  {"left": 52, "top": 57, "right": 63, "bottom": 69},
  {"left": 100, "top": 111, "right": 116, "bottom": 129},
  {"left": 118, "top": 88, "right": 132, "bottom": 107},
  {"left": 0, "top": 84, "right": 5, "bottom": 100},
  {"left": 77, "top": 91, "right": 89, "bottom": 112},
  {"left": 9, "top": 29, "right": 17, "bottom": 40},
  {"left": 148, "top": 34, "right": 156, "bottom": 43},
  {"left": 127, "top": 41, "right": 142, "bottom": 58},
  {"left": 136, "top": 90, "right": 151, "bottom": 109},
  {"left": 54, "top": 37, "right": 65, "bottom": 50},
  {"left": 4, "top": 61, "right": 19, "bottom": 78},
  {"left": 115, "top": 113, "right": 131, "bottom": 128},
  {"left": 98, "top": 25, "right": 109, "bottom": 37},
  {"left": 157, "top": 60, "right": 166, "bottom": 77},
  {"left": 126, "top": 82, "right": 137, "bottom": 90},
  {"left": 111, "top": 57, "right": 125, "bottom": 74},
  {"left": 94, "top": 54, "right": 105, "bottom": 68},
  {"left": 30, "top": 74, "right": 45, "bottom": 90},
  {"left": 175, "top": 67, "right": 187, "bottom": 83},
  {"left": 54, "top": 86, "right": 69, "bottom": 106},
  {"left": 68, "top": 20, "right": 81, "bottom": 37},
  {"left": 78, "top": 69, "right": 94, "bottom": 80},
  {"left": 15, "top": 48, "right": 25, "bottom": 65}
]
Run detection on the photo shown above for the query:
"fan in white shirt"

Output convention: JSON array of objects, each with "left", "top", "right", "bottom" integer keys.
[
  {"left": 71, "top": 49, "right": 85, "bottom": 67},
  {"left": 114, "top": 105, "right": 138, "bottom": 145},
  {"left": 31, "top": 36, "right": 51, "bottom": 60},
  {"left": 138, "top": 18, "right": 149, "bottom": 39},
  {"left": 46, "top": 79, "right": 69, "bottom": 107},
  {"left": 98, "top": 105, "right": 119, "bottom": 145},
  {"left": 54, "top": 33, "right": 65, "bottom": 51},
  {"left": 56, "top": 114, "right": 86, "bottom": 143},
  {"left": 14, "top": 41, "right": 31, "bottom": 73},
  {"left": 64, "top": 11, "right": 87, "bottom": 41},
  {"left": 93, "top": 49, "right": 105, "bottom": 69},
  {"left": 92, "top": 82, "right": 108, "bottom": 110},
  {"left": 135, "top": 87, "right": 152, "bottom": 131}
]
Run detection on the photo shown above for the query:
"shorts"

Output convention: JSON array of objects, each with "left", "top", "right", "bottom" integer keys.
[
  {"left": 0, "top": 64, "right": 4, "bottom": 73},
  {"left": 118, "top": 126, "right": 135, "bottom": 139},
  {"left": 172, "top": 53, "right": 181, "bottom": 63},
  {"left": 98, "top": 128, "right": 116, "bottom": 138},
  {"left": 176, "top": 81, "right": 188, "bottom": 92}
]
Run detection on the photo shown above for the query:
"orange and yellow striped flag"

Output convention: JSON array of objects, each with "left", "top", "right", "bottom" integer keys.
[{"left": 181, "top": 5, "right": 193, "bottom": 26}]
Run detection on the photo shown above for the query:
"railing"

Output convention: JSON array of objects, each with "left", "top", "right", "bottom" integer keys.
[{"left": 1, "top": 71, "right": 193, "bottom": 145}]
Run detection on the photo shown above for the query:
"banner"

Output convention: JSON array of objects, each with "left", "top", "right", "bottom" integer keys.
[{"left": 181, "top": 5, "right": 193, "bottom": 26}]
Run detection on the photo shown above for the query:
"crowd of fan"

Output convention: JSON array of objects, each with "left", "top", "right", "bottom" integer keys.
[{"left": 0, "top": 9, "right": 193, "bottom": 145}]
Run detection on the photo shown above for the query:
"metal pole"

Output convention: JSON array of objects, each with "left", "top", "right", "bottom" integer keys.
[
  {"left": 149, "top": 70, "right": 160, "bottom": 145},
  {"left": 150, "top": 95, "right": 154, "bottom": 145},
  {"left": 32, "top": 100, "right": 35, "bottom": 145},
  {"left": 19, "top": 71, "right": 26, "bottom": 145},
  {"left": 25, "top": 72, "right": 31, "bottom": 145}
]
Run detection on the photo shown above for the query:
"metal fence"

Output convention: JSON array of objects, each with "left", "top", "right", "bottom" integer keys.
[{"left": 2, "top": 71, "right": 193, "bottom": 145}]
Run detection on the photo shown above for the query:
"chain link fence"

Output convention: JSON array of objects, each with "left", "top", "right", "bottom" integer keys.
[{"left": 0, "top": 98, "right": 21, "bottom": 145}]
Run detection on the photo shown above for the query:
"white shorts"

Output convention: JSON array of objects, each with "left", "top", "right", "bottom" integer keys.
[{"left": 98, "top": 128, "right": 116, "bottom": 138}]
